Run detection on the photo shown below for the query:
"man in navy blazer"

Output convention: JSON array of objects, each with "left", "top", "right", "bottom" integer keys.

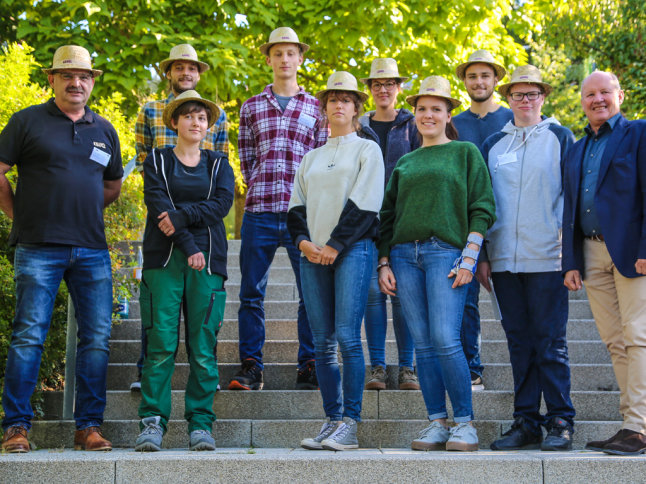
[{"left": 562, "top": 71, "right": 646, "bottom": 456}]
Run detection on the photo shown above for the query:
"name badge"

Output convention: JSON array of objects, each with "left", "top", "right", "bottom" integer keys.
[
  {"left": 298, "top": 112, "right": 316, "bottom": 129},
  {"left": 495, "top": 152, "right": 517, "bottom": 171},
  {"left": 90, "top": 147, "right": 111, "bottom": 167}
]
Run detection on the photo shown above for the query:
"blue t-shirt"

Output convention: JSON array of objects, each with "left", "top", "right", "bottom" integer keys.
[{"left": 453, "top": 106, "right": 513, "bottom": 149}]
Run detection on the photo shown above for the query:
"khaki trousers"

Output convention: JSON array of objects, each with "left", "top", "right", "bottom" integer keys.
[{"left": 583, "top": 239, "right": 646, "bottom": 433}]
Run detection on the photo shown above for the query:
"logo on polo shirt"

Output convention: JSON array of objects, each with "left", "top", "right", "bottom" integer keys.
[{"left": 93, "top": 141, "right": 107, "bottom": 149}]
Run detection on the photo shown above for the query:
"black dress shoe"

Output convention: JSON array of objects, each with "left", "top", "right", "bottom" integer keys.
[
  {"left": 603, "top": 429, "right": 646, "bottom": 456},
  {"left": 585, "top": 429, "right": 627, "bottom": 451},
  {"left": 490, "top": 418, "right": 542, "bottom": 450},
  {"left": 541, "top": 417, "right": 573, "bottom": 451}
]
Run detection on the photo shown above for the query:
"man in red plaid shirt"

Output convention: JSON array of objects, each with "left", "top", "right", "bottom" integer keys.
[{"left": 229, "top": 27, "right": 327, "bottom": 391}]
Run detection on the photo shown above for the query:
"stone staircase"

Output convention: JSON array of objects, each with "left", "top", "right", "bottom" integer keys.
[{"left": 28, "top": 239, "right": 624, "bottom": 452}]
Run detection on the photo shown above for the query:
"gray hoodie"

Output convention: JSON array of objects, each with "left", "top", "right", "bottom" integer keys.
[{"left": 481, "top": 116, "right": 575, "bottom": 273}]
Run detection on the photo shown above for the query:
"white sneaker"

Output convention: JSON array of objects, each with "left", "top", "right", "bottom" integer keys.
[
  {"left": 446, "top": 422, "right": 479, "bottom": 451},
  {"left": 411, "top": 420, "right": 450, "bottom": 450},
  {"left": 301, "top": 418, "right": 340, "bottom": 450},
  {"left": 321, "top": 417, "right": 359, "bottom": 451}
]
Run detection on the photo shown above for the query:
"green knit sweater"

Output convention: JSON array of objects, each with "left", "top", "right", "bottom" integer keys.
[{"left": 378, "top": 141, "right": 496, "bottom": 258}]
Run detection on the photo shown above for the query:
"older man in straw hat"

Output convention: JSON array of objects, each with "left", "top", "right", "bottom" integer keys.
[
  {"left": 358, "top": 58, "right": 419, "bottom": 392},
  {"left": 453, "top": 49, "right": 513, "bottom": 394},
  {"left": 479, "top": 65, "right": 576, "bottom": 451},
  {"left": 0, "top": 45, "right": 122, "bottom": 452},
  {"left": 130, "top": 44, "right": 228, "bottom": 392},
  {"left": 230, "top": 27, "right": 327, "bottom": 391}
]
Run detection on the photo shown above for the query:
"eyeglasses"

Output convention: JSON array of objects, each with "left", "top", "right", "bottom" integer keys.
[
  {"left": 57, "top": 72, "right": 93, "bottom": 82},
  {"left": 371, "top": 81, "right": 398, "bottom": 91},
  {"left": 508, "top": 91, "right": 542, "bottom": 101}
]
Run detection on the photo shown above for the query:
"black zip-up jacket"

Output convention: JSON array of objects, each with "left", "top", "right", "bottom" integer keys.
[{"left": 142, "top": 147, "right": 234, "bottom": 279}]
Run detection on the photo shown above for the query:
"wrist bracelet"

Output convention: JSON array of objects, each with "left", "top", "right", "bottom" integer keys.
[{"left": 376, "top": 261, "right": 391, "bottom": 272}]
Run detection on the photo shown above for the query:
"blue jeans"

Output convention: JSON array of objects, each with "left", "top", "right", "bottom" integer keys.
[
  {"left": 238, "top": 212, "right": 314, "bottom": 369},
  {"left": 492, "top": 271, "right": 575, "bottom": 432},
  {"left": 364, "top": 255, "right": 415, "bottom": 369},
  {"left": 300, "top": 239, "right": 374, "bottom": 421},
  {"left": 390, "top": 238, "right": 473, "bottom": 423},
  {"left": 460, "top": 278, "right": 484, "bottom": 377},
  {"left": 2, "top": 244, "right": 113, "bottom": 430}
]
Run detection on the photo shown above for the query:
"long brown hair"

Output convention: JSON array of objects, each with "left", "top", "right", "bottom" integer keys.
[{"left": 412, "top": 97, "right": 459, "bottom": 142}]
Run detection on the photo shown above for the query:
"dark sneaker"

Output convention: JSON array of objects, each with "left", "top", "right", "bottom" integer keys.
[
  {"left": 296, "top": 360, "right": 318, "bottom": 390},
  {"left": 490, "top": 418, "right": 542, "bottom": 450},
  {"left": 586, "top": 429, "right": 627, "bottom": 451},
  {"left": 471, "top": 372, "right": 484, "bottom": 392},
  {"left": 130, "top": 377, "right": 141, "bottom": 392},
  {"left": 228, "top": 358, "right": 264, "bottom": 390},
  {"left": 398, "top": 367, "right": 420, "bottom": 390},
  {"left": 301, "top": 418, "right": 341, "bottom": 450},
  {"left": 321, "top": 417, "right": 359, "bottom": 451},
  {"left": 603, "top": 429, "right": 646, "bottom": 456},
  {"left": 365, "top": 365, "right": 386, "bottom": 390},
  {"left": 541, "top": 417, "right": 573, "bottom": 451}
]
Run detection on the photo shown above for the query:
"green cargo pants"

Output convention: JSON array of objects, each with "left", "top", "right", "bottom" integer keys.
[{"left": 138, "top": 248, "right": 226, "bottom": 433}]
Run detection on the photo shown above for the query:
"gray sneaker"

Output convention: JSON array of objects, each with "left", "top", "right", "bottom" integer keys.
[
  {"left": 398, "top": 367, "right": 420, "bottom": 390},
  {"left": 189, "top": 429, "right": 216, "bottom": 451},
  {"left": 301, "top": 418, "right": 341, "bottom": 450},
  {"left": 365, "top": 366, "right": 386, "bottom": 390},
  {"left": 446, "top": 422, "right": 479, "bottom": 451},
  {"left": 321, "top": 417, "right": 359, "bottom": 451},
  {"left": 135, "top": 416, "right": 163, "bottom": 452},
  {"left": 411, "top": 420, "right": 450, "bottom": 450}
]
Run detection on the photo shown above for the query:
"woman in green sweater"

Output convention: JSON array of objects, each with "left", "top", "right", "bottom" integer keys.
[{"left": 378, "top": 76, "right": 496, "bottom": 451}]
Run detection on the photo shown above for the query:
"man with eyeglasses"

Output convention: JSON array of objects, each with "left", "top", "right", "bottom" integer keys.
[
  {"left": 479, "top": 65, "right": 576, "bottom": 451},
  {"left": 453, "top": 50, "right": 513, "bottom": 393},
  {"left": 0, "top": 45, "right": 123, "bottom": 453},
  {"left": 358, "top": 58, "right": 420, "bottom": 391}
]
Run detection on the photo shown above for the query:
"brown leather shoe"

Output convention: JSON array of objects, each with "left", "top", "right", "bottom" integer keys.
[
  {"left": 603, "top": 429, "right": 646, "bottom": 456},
  {"left": 1, "top": 426, "right": 30, "bottom": 453},
  {"left": 74, "top": 426, "right": 112, "bottom": 451},
  {"left": 585, "top": 428, "right": 628, "bottom": 451}
]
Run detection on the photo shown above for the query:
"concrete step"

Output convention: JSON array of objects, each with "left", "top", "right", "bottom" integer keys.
[
  {"left": 4, "top": 447, "right": 645, "bottom": 484},
  {"left": 111, "top": 317, "right": 602, "bottom": 343},
  {"left": 41, "top": 390, "right": 621, "bottom": 423},
  {"left": 106, "top": 362, "right": 618, "bottom": 392},
  {"left": 108, "top": 338, "right": 611, "bottom": 365},
  {"left": 26, "top": 419, "right": 622, "bottom": 451}
]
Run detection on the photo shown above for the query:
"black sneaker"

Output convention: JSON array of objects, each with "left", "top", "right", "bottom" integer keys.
[
  {"left": 542, "top": 417, "right": 573, "bottom": 451},
  {"left": 490, "top": 418, "right": 542, "bottom": 450},
  {"left": 228, "top": 358, "right": 264, "bottom": 390},
  {"left": 296, "top": 360, "right": 318, "bottom": 390}
]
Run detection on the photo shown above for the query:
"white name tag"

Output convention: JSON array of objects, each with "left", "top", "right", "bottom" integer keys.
[
  {"left": 298, "top": 112, "right": 316, "bottom": 129},
  {"left": 90, "top": 147, "right": 111, "bottom": 167}
]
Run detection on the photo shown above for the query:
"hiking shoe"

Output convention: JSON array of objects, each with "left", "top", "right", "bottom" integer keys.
[
  {"left": 135, "top": 416, "right": 163, "bottom": 452},
  {"left": 189, "top": 430, "right": 216, "bottom": 451},
  {"left": 542, "top": 417, "right": 573, "bottom": 451},
  {"left": 490, "top": 418, "right": 542, "bottom": 450},
  {"left": 296, "top": 360, "right": 318, "bottom": 390},
  {"left": 130, "top": 377, "right": 141, "bottom": 392},
  {"left": 365, "top": 365, "right": 386, "bottom": 390},
  {"left": 411, "top": 420, "right": 450, "bottom": 451},
  {"left": 301, "top": 418, "right": 341, "bottom": 450},
  {"left": 446, "top": 422, "right": 479, "bottom": 451},
  {"left": 321, "top": 417, "right": 359, "bottom": 450},
  {"left": 228, "top": 358, "right": 264, "bottom": 390},
  {"left": 398, "top": 367, "right": 420, "bottom": 390},
  {"left": 471, "top": 372, "right": 484, "bottom": 392}
]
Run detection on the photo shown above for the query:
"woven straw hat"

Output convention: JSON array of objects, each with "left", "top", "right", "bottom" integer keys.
[
  {"left": 360, "top": 58, "right": 408, "bottom": 84},
  {"left": 497, "top": 65, "right": 552, "bottom": 97},
  {"left": 163, "top": 90, "right": 220, "bottom": 130},
  {"left": 42, "top": 45, "right": 102, "bottom": 76},
  {"left": 455, "top": 50, "right": 506, "bottom": 80},
  {"left": 259, "top": 27, "right": 310, "bottom": 56},
  {"left": 159, "top": 44, "right": 210, "bottom": 73},
  {"left": 315, "top": 71, "right": 369, "bottom": 102},
  {"left": 405, "top": 76, "right": 461, "bottom": 110}
]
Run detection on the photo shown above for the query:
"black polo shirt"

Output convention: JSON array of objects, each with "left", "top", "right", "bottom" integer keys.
[{"left": 0, "top": 98, "right": 123, "bottom": 248}]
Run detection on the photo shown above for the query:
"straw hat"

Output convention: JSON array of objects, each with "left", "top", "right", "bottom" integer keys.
[
  {"left": 159, "top": 44, "right": 210, "bottom": 73},
  {"left": 360, "top": 58, "right": 408, "bottom": 84},
  {"left": 42, "top": 45, "right": 102, "bottom": 76},
  {"left": 162, "top": 90, "right": 220, "bottom": 130},
  {"left": 405, "top": 76, "right": 461, "bottom": 110},
  {"left": 455, "top": 49, "right": 506, "bottom": 80},
  {"left": 259, "top": 27, "right": 310, "bottom": 56},
  {"left": 315, "top": 71, "right": 369, "bottom": 102},
  {"left": 497, "top": 65, "right": 552, "bottom": 97}
]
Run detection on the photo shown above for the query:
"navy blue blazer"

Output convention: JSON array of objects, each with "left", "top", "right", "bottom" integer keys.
[{"left": 562, "top": 115, "right": 646, "bottom": 278}]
